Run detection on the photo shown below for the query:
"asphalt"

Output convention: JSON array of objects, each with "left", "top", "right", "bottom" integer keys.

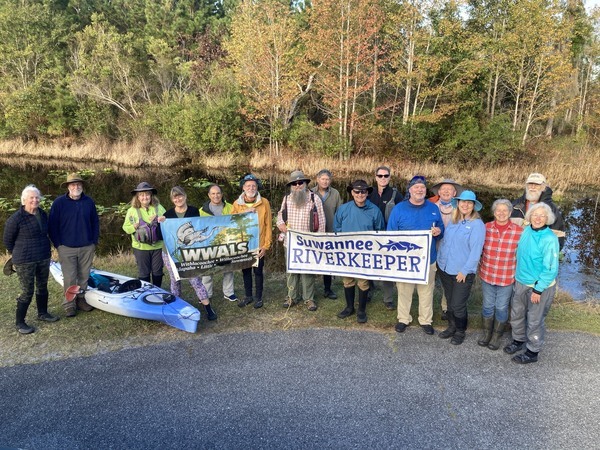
[{"left": 0, "top": 328, "right": 598, "bottom": 450}]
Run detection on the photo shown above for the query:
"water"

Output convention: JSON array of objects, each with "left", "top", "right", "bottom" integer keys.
[{"left": 1, "top": 160, "right": 598, "bottom": 301}]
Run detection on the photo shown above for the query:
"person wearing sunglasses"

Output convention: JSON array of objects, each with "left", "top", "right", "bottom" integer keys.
[
  {"left": 368, "top": 166, "right": 404, "bottom": 310},
  {"left": 333, "top": 180, "right": 385, "bottom": 323},
  {"left": 277, "top": 170, "right": 326, "bottom": 312},
  {"left": 387, "top": 175, "right": 444, "bottom": 336}
]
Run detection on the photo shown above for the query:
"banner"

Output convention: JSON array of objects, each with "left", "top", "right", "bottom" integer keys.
[
  {"left": 286, "top": 230, "right": 432, "bottom": 284},
  {"left": 161, "top": 212, "right": 259, "bottom": 280}
]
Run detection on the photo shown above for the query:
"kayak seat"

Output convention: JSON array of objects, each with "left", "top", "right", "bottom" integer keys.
[{"left": 114, "top": 279, "right": 143, "bottom": 294}]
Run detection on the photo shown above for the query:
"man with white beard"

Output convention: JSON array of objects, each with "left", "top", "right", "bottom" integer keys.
[
  {"left": 511, "top": 173, "right": 565, "bottom": 249},
  {"left": 277, "top": 170, "right": 326, "bottom": 311}
]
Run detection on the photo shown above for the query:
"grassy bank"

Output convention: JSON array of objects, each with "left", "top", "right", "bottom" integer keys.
[
  {"left": 1, "top": 253, "right": 598, "bottom": 368},
  {"left": 2, "top": 137, "right": 600, "bottom": 193}
]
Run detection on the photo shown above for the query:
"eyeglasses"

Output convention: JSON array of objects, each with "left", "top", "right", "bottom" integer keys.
[
  {"left": 376, "top": 174, "right": 390, "bottom": 178},
  {"left": 290, "top": 181, "right": 305, "bottom": 186},
  {"left": 352, "top": 189, "right": 368, "bottom": 195}
]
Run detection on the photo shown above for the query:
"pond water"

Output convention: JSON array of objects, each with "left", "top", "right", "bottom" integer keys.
[{"left": 1, "top": 161, "right": 598, "bottom": 301}]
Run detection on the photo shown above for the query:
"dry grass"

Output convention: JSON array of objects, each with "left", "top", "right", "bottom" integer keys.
[{"left": 0, "top": 137, "right": 184, "bottom": 168}]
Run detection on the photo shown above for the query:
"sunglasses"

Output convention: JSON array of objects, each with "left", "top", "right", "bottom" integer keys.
[
  {"left": 376, "top": 174, "right": 390, "bottom": 178},
  {"left": 290, "top": 181, "right": 305, "bottom": 186},
  {"left": 352, "top": 189, "right": 368, "bottom": 195}
]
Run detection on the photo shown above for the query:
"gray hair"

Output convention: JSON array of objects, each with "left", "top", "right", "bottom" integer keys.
[
  {"left": 491, "top": 199, "right": 513, "bottom": 215},
  {"left": 316, "top": 169, "right": 332, "bottom": 179},
  {"left": 21, "top": 184, "right": 42, "bottom": 205},
  {"left": 170, "top": 186, "right": 187, "bottom": 198},
  {"left": 375, "top": 166, "right": 391, "bottom": 175},
  {"left": 525, "top": 202, "right": 556, "bottom": 225}
]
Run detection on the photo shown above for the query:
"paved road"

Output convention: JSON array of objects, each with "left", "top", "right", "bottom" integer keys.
[{"left": 0, "top": 328, "right": 598, "bottom": 449}]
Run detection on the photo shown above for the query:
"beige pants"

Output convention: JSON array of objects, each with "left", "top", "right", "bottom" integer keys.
[{"left": 395, "top": 263, "right": 437, "bottom": 325}]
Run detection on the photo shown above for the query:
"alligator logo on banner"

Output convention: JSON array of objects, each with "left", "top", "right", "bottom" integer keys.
[{"left": 161, "top": 212, "right": 260, "bottom": 280}]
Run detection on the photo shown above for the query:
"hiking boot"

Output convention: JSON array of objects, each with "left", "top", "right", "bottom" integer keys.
[
  {"left": 16, "top": 322, "right": 34, "bottom": 334},
  {"left": 324, "top": 290, "right": 337, "bottom": 299},
  {"left": 305, "top": 300, "right": 317, "bottom": 311},
  {"left": 76, "top": 297, "right": 94, "bottom": 312},
  {"left": 512, "top": 352, "right": 538, "bottom": 364},
  {"left": 38, "top": 313, "right": 59, "bottom": 322},
  {"left": 504, "top": 340, "right": 526, "bottom": 355},
  {"left": 254, "top": 298, "right": 263, "bottom": 309},
  {"left": 64, "top": 301, "right": 76, "bottom": 317}
]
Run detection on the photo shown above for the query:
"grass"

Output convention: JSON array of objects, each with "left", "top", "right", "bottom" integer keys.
[{"left": 1, "top": 253, "right": 598, "bottom": 368}]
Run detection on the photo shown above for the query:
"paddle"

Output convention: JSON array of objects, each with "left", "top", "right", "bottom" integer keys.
[{"left": 65, "top": 285, "right": 82, "bottom": 302}]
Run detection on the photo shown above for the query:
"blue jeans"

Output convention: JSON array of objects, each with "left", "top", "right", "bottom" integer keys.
[{"left": 481, "top": 280, "right": 513, "bottom": 322}]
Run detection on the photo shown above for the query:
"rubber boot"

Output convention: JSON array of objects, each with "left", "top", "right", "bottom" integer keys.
[
  {"left": 16, "top": 301, "right": 34, "bottom": 334},
  {"left": 488, "top": 321, "right": 507, "bottom": 350},
  {"left": 451, "top": 315, "right": 467, "bottom": 345},
  {"left": 36, "top": 293, "right": 59, "bottom": 322},
  {"left": 439, "top": 313, "right": 456, "bottom": 339},
  {"left": 205, "top": 303, "right": 218, "bottom": 321},
  {"left": 152, "top": 274, "right": 163, "bottom": 288},
  {"left": 477, "top": 316, "right": 494, "bottom": 347},
  {"left": 357, "top": 289, "right": 368, "bottom": 323},
  {"left": 337, "top": 286, "right": 355, "bottom": 319}
]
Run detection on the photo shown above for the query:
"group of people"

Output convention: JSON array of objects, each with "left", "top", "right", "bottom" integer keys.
[{"left": 3, "top": 169, "right": 564, "bottom": 364}]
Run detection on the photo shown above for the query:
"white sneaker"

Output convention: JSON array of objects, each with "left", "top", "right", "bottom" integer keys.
[{"left": 224, "top": 294, "right": 238, "bottom": 302}]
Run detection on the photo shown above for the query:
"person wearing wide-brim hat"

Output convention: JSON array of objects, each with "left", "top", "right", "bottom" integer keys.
[
  {"left": 49, "top": 172, "right": 99, "bottom": 317},
  {"left": 436, "top": 190, "right": 485, "bottom": 345},
  {"left": 122, "top": 181, "right": 166, "bottom": 288},
  {"left": 4, "top": 185, "right": 60, "bottom": 334},
  {"left": 276, "top": 170, "right": 326, "bottom": 312},
  {"left": 232, "top": 173, "right": 272, "bottom": 308},
  {"left": 430, "top": 178, "right": 464, "bottom": 321},
  {"left": 333, "top": 179, "right": 384, "bottom": 323}
]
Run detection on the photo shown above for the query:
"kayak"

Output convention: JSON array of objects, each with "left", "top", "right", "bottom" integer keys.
[{"left": 49, "top": 260, "right": 200, "bottom": 333}]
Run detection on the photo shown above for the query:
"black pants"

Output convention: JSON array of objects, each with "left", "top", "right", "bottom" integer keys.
[
  {"left": 243, "top": 257, "right": 264, "bottom": 300},
  {"left": 438, "top": 268, "right": 475, "bottom": 320}
]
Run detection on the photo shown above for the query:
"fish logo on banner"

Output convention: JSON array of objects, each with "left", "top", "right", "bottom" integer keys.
[{"left": 161, "top": 212, "right": 260, "bottom": 280}]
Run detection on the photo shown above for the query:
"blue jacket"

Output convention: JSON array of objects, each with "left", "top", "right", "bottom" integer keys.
[
  {"left": 387, "top": 200, "right": 444, "bottom": 262},
  {"left": 515, "top": 225, "right": 559, "bottom": 293},
  {"left": 3, "top": 207, "right": 51, "bottom": 264},
  {"left": 437, "top": 218, "right": 485, "bottom": 275},
  {"left": 48, "top": 193, "right": 99, "bottom": 248},
  {"left": 333, "top": 200, "right": 385, "bottom": 232}
]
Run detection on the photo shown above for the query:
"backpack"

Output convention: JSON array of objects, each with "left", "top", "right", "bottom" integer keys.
[{"left": 133, "top": 208, "right": 161, "bottom": 244}]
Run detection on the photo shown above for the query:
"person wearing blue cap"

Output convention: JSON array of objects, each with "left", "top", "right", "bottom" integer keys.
[
  {"left": 387, "top": 175, "right": 444, "bottom": 335},
  {"left": 437, "top": 190, "right": 485, "bottom": 345}
]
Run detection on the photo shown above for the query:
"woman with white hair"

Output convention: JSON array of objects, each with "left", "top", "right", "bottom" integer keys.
[
  {"left": 3, "top": 185, "right": 59, "bottom": 334},
  {"left": 504, "top": 202, "right": 559, "bottom": 364},
  {"left": 477, "top": 199, "right": 523, "bottom": 350}
]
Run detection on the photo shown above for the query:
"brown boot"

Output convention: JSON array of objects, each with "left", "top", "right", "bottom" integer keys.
[
  {"left": 76, "top": 296, "right": 94, "bottom": 312},
  {"left": 64, "top": 301, "right": 76, "bottom": 317}
]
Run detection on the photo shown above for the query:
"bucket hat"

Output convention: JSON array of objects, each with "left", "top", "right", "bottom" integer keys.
[
  {"left": 3, "top": 257, "right": 15, "bottom": 276},
  {"left": 60, "top": 173, "right": 86, "bottom": 188},
  {"left": 526, "top": 173, "right": 546, "bottom": 185},
  {"left": 346, "top": 179, "right": 373, "bottom": 194},
  {"left": 431, "top": 178, "right": 464, "bottom": 196},
  {"left": 286, "top": 170, "right": 311, "bottom": 186},
  {"left": 131, "top": 182, "right": 157, "bottom": 196},
  {"left": 239, "top": 174, "right": 264, "bottom": 190},
  {"left": 451, "top": 190, "right": 482, "bottom": 212}
]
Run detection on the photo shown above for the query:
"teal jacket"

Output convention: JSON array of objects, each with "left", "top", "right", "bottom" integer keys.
[{"left": 515, "top": 225, "right": 559, "bottom": 293}]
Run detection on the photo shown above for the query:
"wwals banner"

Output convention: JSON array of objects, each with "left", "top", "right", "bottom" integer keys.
[
  {"left": 286, "top": 230, "right": 432, "bottom": 284},
  {"left": 161, "top": 212, "right": 259, "bottom": 280}
]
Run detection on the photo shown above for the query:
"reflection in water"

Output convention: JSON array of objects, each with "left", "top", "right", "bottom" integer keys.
[{"left": 1, "top": 162, "right": 598, "bottom": 301}]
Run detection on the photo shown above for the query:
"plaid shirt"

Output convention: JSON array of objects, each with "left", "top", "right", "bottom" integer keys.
[
  {"left": 479, "top": 221, "right": 523, "bottom": 286},
  {"left": 277, "top": 191, "right": 326, "bottom": 233}
]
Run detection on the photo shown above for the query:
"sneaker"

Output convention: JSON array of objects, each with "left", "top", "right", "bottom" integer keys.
[
  {"left": 395, "top": 322, "right": 408, "bottom": 333},
  {"left": 283, "top": 298, "right": 297, "bottom": 308},
  {"left": 324, "top": 290, "right": 338, "bottom": 299},
  {"left": 253, "top": 298, "right": 263, "bottom": 309},
  {"left": 224, "top": 294, "right": 238, "bottom": 302},
  {"left": 384, "top": 302, "right": 395, "bottom": 311},
  {"left": 421, "top": 324, "right": 434, "bottom": 335},
  {"left": 305, "top": 299, "right": 317, "bottom": 311},
  {"left": 238, "top": 296, "right": 254, "bottom": 308},
  {"left": 16, "top": 323, "right": 34, "bottom": 334},
  {"left": 38, "top": 313, "right": 59, "bottom": 323},
  {"left": 512, "top": 352, "right": 538, "bottom": 364}
]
